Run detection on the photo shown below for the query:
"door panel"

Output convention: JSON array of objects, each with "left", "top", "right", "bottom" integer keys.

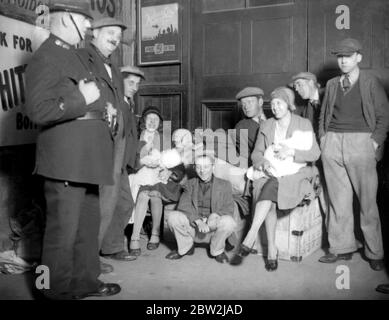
[{"left": 191, "top": 0, "right": 308, "bottom": 130}]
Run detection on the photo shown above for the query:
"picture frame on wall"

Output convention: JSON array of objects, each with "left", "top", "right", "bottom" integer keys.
[{"left": 137, "top": 0, "right": 180, "bottom": 65}]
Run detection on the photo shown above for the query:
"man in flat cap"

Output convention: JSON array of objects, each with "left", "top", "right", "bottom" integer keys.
[
  {"left": 233, "top": 87, "right": 267, "bottom": 169},
  {"left": 318, "top": 38, "right": 389, "bottom": 271},
  {"left": 97, "top": 66, "right": 146, "bottom": 263},
  {"left": 291, "top": 72, "right": 323, "bottom": 136},
  {"left": 77, "top": 18, "right": 136, "bottom": 264},
  {"left": 224, "top": 87, "right": 267, "bottom": 250},
  {"left": 24, "top": 0, "right": 120, "bottom": 299}
]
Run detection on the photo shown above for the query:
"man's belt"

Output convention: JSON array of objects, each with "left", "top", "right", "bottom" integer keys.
[{"left": 77, "top": 111, "right": 105, "bottom": 120}]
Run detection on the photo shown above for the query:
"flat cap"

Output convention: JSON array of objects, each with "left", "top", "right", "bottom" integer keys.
[
  {"left": 291, "top": 71, "right": 317, "bottom": 83},
  {"left": 92, "top": 17, "right": 127, "bottom": 30},
  {"left": 331, "top": 38, "right": 362, "bottom": 56},
  {"left": 49, "top": 0, "right": 93, "bottom": 20},
  {"left": 121, "top": 65, "right": 145, "bottom": 80},
  {"left": 236, "top": 87, "right": 264, "bottom": 100}
]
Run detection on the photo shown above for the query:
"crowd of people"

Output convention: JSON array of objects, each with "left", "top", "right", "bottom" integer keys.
[{"left": 23, "top": 0, "right": 389, "bottom": 299}]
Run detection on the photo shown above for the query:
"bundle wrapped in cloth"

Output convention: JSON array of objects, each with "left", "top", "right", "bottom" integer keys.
[{"left": 247, "top": 130, "right": 313, "bottom": 180}]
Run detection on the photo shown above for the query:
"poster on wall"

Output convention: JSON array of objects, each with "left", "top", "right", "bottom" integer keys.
[
  {"left": 138, "top": 0, "right": 180, "bottom": 65},
  {"left": 0, "top": 14, "right": 49, "bottom": 147}
]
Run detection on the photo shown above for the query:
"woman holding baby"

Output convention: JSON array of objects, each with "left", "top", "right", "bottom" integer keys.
[
  {"left": 128, "top": 107, "right": 190, "bottom": 259},
  {"left": 230, "top": 87, "right": 320, "bottom": 271}
]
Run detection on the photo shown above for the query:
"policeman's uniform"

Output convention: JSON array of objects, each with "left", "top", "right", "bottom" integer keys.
[{"left": 24, "top": 6, "right": 114, "bottom": 299}]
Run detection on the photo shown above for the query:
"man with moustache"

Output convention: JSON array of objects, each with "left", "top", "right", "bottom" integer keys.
[
  {"left": 24, "top": 1, "right": 120, "bottom": 299},
  {"left": 77, "top": 18, "right": 136, "bottom": 265},
  {"left": 318, "top": 38, "right": 389, "bottom": 271}
]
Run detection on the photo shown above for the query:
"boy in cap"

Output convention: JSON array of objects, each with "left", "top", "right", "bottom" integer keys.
[
  {"left": 318, "top": 38, "right": 389, "bottom": 271},
  {"left": 291, "top": 71, "right": 323, "bottom": 135},
  {"left": 24, "top": 0, "right": 120, "bottom": 299}
]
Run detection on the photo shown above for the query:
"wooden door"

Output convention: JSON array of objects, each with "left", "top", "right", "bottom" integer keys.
[
  {"left": 191, "top": 0, "right": 308, "bottom": 130},
  {"left": 308, "top": 0, "right": 389, "bottom": 92}
]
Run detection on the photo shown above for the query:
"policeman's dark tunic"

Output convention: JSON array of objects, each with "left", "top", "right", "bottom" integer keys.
[{"left": 24, "top": 34, "right": 114, "bottom": 299}]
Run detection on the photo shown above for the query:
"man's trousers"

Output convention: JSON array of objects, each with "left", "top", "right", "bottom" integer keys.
[
  {"left": 41, "top": 179, "right": 101, "bottom": 299},
  {"left": 321, "top": 132, "right": 384, "bottom": 260}
]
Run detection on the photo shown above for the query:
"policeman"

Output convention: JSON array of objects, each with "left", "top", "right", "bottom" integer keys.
[{"left": 24, "top": 1, "right": 120, "bottom": 299}]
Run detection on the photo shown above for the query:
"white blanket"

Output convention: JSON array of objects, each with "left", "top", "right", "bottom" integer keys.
[{"left": 247, "top": 130, "right": 312, "bottom": 179}]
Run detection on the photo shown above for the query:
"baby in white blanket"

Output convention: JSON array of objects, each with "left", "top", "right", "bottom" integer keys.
[{"left": 247, "top": 130, "right": 312, "bottom": 180}]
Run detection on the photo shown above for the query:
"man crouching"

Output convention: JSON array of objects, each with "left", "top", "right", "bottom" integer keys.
[{"left": 166, "top": 152, "right": 237, "bottom": 263}]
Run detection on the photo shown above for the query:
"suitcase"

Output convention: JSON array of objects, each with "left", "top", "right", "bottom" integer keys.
[{"left": 257, "top": 197, "right": 323, "bottom": 261}]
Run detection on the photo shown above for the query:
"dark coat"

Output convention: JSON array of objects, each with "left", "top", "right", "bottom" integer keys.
[
  {"left": 24, "top": 34, "right": 114, "bottom": 185},
  {"left": 251, "top": 114, "right": 321, "bottom": 210},
  {"left": 295, "top": 87, "right": 325, "bottom": 136},
  {"left": 77, "top": 44, "right": 139, "bottom": 173},
  {"left": 319, "top": 71, "right": 389, "bottom": 161},
  {"left": 177, "top": 176, "right": 235, "bottom": 224},
  {"left": 232, "top": 118, "right": 263, "bottom": 168},
  {"left": 123, "top": 98, "right": 139, "bottom": 172}
]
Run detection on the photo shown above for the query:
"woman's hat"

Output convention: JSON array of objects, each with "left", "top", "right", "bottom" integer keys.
[
  {"left": 141, "top": 106, "right": 163, "bottom": 121},
  {"left": 270, "top": 87, "right": 296, "bottom": 111}
]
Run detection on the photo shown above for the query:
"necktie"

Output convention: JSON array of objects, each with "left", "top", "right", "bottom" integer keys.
[{"left": 342, "top": 75, "right": 351, "bottom": 91}]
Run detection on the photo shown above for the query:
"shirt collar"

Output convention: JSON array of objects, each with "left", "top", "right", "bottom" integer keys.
[
  {"left": 91, "top": 43, "right": 112, "bottom": 66},
  {"left": 339, "top": 68, "right": 360, "bottom": 87},
  {"left": 199, "top": 176, "right": 213, "bottom": 185},
  {"left": 309, "top": 89, "right": 320, "bottom": 104}
]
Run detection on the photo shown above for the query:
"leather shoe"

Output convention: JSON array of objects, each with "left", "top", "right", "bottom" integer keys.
[
  {"left": 230, "top": 244, "right": 252, "bottom": 266},
  {"left": 128, "top": 248, "right": 141, "bottom": 257},
  {"left": 225, "top": 241, "right": 235, "bottom": 252},
  {"left": 265, "top": 258, "right": 278, "bottom": 272},
  {"left": 73, "top": 283, "right": 121, "bottom": 300},
  {"left": 376, "top": 283, "right": 389, "bottom": 294},
  {"left": 318, "top": 252, "right": 353, "bottom": 263},
  {"left": 101, "top": 250, "right": 137, "bottom": 261},
  {"left": 214, "top": 252, "right": 229, "bottom": 263},
  {"left": 369, "top": 259, "right": 384, "bottom": 271},
  {"left": 100, "top": 261, "right": 114, "bottom": 274},
  {"left": 165, "top": 245, "right": 195, "bottom": 260},
  {"left": 147, "top": 242, "right": 160, "bottom": 250}
]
